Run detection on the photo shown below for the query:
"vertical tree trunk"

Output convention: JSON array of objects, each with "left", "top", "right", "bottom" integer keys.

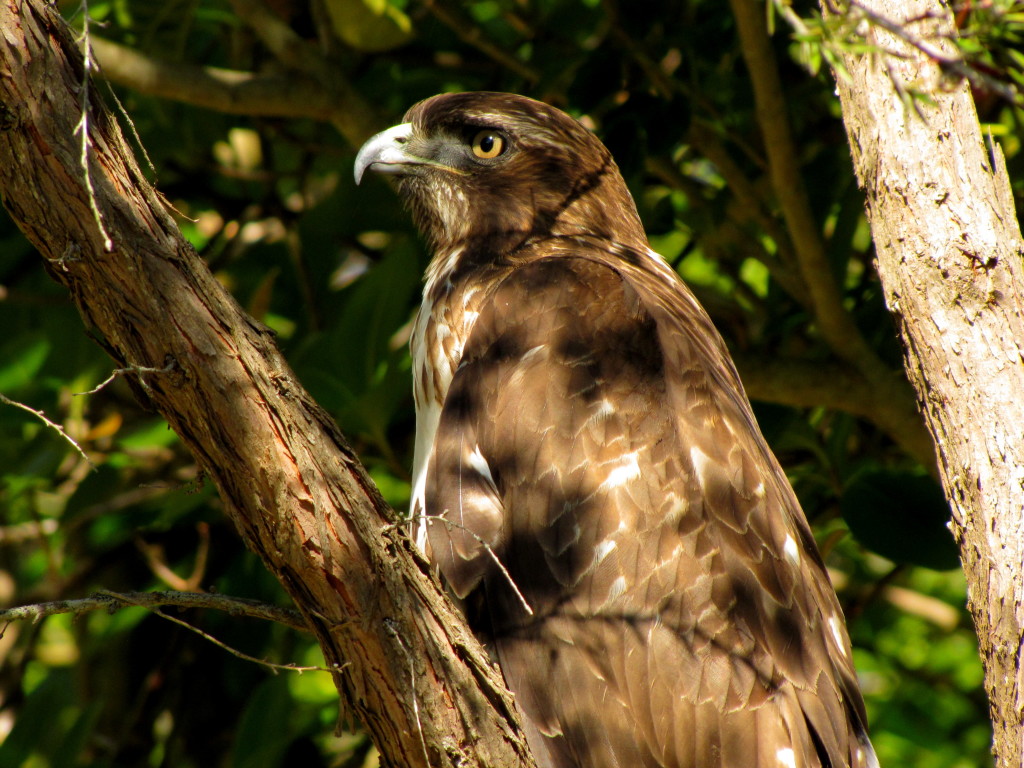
[
  {"left": 0, "top": 2, "right": 535, "bottom": 766},
  {"left": 825, "top": 1, "right": 1024, "bottom": 765}
]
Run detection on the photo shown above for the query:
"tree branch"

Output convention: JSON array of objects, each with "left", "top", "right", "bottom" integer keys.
[
  {"left": 729, "top": 0, "right": 892, "bottom": 383},
  {"left": 734, "top": 353, "right": 936, "bottom": 469},
  {"left": 424, "top": 0, "right": 540, "bottom": 83},
  {"left": 837, "top": 0, "right": 1021, "bottom": 106},
  {"left": 225, "top": 0, "right": 380, "bottom": 146},
  {"left": 822, "top": 2, "right": 1024, "bottom": 763},
  {"left": 90, "top": 36, "right": 341, "bottom": 122},
  {"left": 0, "top": 590, "right": 310, "bottom": 634},
  {"left": 228, "top": 0, "right": 333, "bottom": 77},
  {"left": 0, "top": 3, "right": 535, "bottom": 766}
]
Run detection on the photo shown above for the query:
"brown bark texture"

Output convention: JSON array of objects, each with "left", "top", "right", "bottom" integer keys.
[
  {"left": 826, "top": 1, "right": 1024, "bottom": 765},
  {"left": 0, "top": 2, "right": 535, "bottom": 766}
]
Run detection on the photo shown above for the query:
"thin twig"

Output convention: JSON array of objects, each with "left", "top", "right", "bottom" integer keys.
[
  {"left": 0, "top": 589, "right": 310, "bottom": 633},
  {"left": 48, "top": 242, "right": 82, "bottom": 271},
  {"left": 775, "top": 0, "right": 1021, "bottom": 106},
  {"left": 0, "top": 392, "right": 94, "bottom": 467},
  {"left": 226, "top": 0, "right": 381, "bottom": 145},
  {"left": 89, "top": 36, "right": 340, "bottom": 123},
  {"left": 389, "top": 515, "right": 534, "bottom": 617},
  {"left": 97, "top": 593, "right": 335, "bottom": 675},
  {"left": 136, "top": 523, "right": 210, "bottom": 591},
  {"left": 74, "top": 360, "right": 175, "bottom": 396},
  {"left": 424, "top": 0, "right": 539, "bottom": 83},
  {"left": 147, "top": 611, "right": 324, "bottom": 673},
  {"left": 683, "top": 124, "right": 812, "bottom": 308},
  {"left": 383, "top": 618, "right": 431, "bottom": 767},
  {"left": 103, "top": 80, "right": 156, "bottom": 177},
  {"left": 602, "top": 0, "right": 676, "bottom": 100},
  {"left": 74, "top": 0, "right": 113, "bottom": 252},
  {"left": 0, "top": 519, "right": 59, "bottom": 544}
]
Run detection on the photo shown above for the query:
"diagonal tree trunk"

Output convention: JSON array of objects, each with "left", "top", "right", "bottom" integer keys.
[
  {"left": 823, "top": 1, "right": 1024, "bottom": 765},
  {"left": 0, "top": 2, "right": 535, "bottom": 766}
]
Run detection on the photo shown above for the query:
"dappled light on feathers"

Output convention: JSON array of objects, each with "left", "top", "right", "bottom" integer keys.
[{"left": 356, "top": 92, "right": 878, "bottom": 768}]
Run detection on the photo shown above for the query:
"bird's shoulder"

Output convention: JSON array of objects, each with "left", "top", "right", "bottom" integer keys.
[
  {"left": 425, "top": 238, "right": 872, "bottom": 767},
  {"left": 459, "top": 237, "right": 755, "bottom": 446}
]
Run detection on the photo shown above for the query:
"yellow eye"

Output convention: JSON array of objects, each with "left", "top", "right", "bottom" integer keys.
[{"left": 471, "top": 130, "right": 506, "bottom": 159}]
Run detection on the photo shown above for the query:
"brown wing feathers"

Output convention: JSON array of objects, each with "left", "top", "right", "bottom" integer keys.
[
  {"left": 355, "top": 91, "right": 877, "bottom": 768},
  {"left": 425, "top": 252, "right": 868, "bottom": 767}
]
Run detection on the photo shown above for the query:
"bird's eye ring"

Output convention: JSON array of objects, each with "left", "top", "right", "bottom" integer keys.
[{"left": 471, "top": 130, "right": 506, "bottom": 160}]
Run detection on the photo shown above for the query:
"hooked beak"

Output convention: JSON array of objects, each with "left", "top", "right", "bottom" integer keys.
[{"left": 353, "top": 123, "right": 416, "bottom": 184}]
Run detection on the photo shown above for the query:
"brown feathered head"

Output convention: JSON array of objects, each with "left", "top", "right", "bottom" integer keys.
[{"left": 354, "top": 92, "right": 647, "bottom": 256}]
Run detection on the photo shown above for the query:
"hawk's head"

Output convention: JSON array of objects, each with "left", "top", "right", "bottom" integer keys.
[{"left": 354, "top": 92, "right": 647, "bottom": 256}]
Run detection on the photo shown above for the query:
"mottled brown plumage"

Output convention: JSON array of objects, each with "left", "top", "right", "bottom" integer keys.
[{"left": 355, "top": 92, "right": 877, "bottom": 768}]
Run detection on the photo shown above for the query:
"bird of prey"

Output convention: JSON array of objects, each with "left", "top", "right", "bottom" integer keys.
[{"left": 355, "top": 92, "right": 877, "bottom": 768}]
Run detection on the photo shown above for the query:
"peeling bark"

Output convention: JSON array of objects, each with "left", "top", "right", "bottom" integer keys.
[
  {"left": 0, "top": 2, "right": 535, "bottom": 766},
  {"left": 825, "top": 2, "right": 1024, "bottom": 765}
]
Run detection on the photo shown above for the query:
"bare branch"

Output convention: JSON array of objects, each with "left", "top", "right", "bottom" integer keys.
[
  {"left": 145, "top": 604, "right": 332, "bottom": 674},
  {"left": 776, "top": 0, "right": 1021, "bottom": 106},
  {"left": 74, "top": 360, "right": 176, "bottom": 396},
  {"left": 0, "top": 392, "right": 94, "bottom": 467},
  {"left": 226, "top": 0, "right": 381, "bottom": 145},
  {"left": 734, "top": 353, "right": 936, "bottom": 469},
  {"left": 424, "top": 0, "right": 540, "bottom": 83},
  {"left": 228, "top": 0, "right": 331, "bottom": 77},
  {"left": 602, "top": 0, "right": 676, "bottom": 100},
  {"left": 94, "top": 590, "right": 335, "bottom": 674},
  {"left": 0, "top": 589, "right": 310, "bottom": 633},
  {"left": 683, "top": 124, "right": 813, "bottom": 308},
  {"left": 0, "top": 518, "right": 59, "bottom": 544},
  {"left": 136, "top": 523, "right": 210, "bottom": 592},
  {"left": 89, "top": 4, "right": 381, "bottom": 147},
  {"left": 72, "top": 1, "right": 114, "bottom": 252},
  {"left": 90, "top": 36, "right": 341, "bottom": 122},
  {"left": 391, "top": 515, "right": 535, "bottom": 617},
  {"left": 730, "top": 0, "right": 892, "bottom": 383}
]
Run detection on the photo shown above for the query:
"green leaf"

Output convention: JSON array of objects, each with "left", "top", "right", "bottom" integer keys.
[
  {"left": 841, "top": 470, "right": 960, "bottom": 570},
  {"left": 231, "top": 677, "right": 295, "bottom": 768},
  {"left": 323, "top": 0, "right": 414, "bottom": 53},
  {"left": 51, "top": 701, "right": 103, "bottom": 768},
  {"left": 0, "top": 668, "right": 74, "bottom": 767},
  {"left": 0, "top": 333, "right": 50, "bottom": 392}
]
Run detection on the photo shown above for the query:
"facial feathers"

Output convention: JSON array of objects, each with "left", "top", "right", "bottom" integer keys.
[{"left": 357, "top": 92, "right": 647, "bottom": 256}]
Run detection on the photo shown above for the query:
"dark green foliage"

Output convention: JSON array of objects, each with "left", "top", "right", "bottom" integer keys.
[
  {"left": 3, "top": 0, "right": 1021, "bottom": 765},
  {"left": 842, "top": 470, "right": 960, "bottom": 571}
]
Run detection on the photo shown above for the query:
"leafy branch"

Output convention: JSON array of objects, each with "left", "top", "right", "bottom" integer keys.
[{"left": 774, "top": 0, "right": 1024, "bottom": 107}]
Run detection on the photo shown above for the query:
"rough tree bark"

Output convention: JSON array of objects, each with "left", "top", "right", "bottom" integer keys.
[
  {"left": 824, "top": 1, "right": 1024, "bottom": 765},
  {"left": 0, "top": 2, "right": 536, "bottom": 766}
]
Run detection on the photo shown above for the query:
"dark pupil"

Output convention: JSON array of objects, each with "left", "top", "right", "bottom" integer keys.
[{"left": 479, "top": 134, "right": 495, "bottom": 153}]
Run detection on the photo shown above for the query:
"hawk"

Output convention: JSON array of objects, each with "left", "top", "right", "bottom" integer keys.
[{"left": 354, "top": 92, "right": 877, "bottom": 768}]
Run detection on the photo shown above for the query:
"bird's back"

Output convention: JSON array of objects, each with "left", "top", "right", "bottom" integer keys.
[{"left": 422, "top": 239, "right": 875, "bottom": 768}]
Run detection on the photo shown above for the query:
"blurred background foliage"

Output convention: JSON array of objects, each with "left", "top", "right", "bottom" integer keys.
[{"left": 1, "top": 0, "right": 1021, "bottom": 766}]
